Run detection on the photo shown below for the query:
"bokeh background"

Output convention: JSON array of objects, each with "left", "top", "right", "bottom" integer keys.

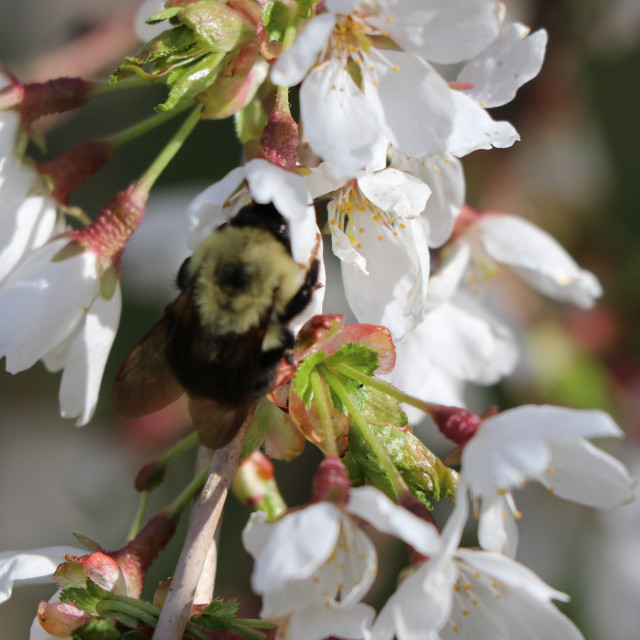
[{"left": 1, "top": 1, "right": 639, "bottom": 638}]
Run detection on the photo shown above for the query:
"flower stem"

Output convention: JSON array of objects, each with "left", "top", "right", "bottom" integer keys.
[
  {"left": 127, "top": 490, "right": 150, "bottom": 541},
  {"left": 90, "top": 76, "right": 155, "bottom": 97},
  {"left": 166, "top": 465, "right": 210, "bottom": 518},
  {"left": 332, "top": 362, "right": 431, "bottom": 413},
  {"left": 110, "top": 105, "right": 192, "bottom": 148},
  {"left": 158, "top": 430, "right": 201, "bottom": 467},
  {"left": 230, "top": 622, "right": 268, "bottom": 640},
  {"left": 309, "top": 370, "right": 338, "bottom": 457},
  {"left": 136, "top": 104, "right": 203, "bottom": 195},
  {"left": 321, "top": 366, "right": 408, "bottom": 497}
]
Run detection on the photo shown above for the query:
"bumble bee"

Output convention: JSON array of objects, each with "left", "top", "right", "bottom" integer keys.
[{"left": 113, "top": 203, "right": 320, "bottom": 448}]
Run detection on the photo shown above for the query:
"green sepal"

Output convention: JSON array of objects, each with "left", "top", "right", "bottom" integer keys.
[
  {"left": 180, "top": 1, "right": 255, "bottom": 52},
  {"left": 241, "top": 398, "right": 278, "bottom": 459},
  {"left": 71, "top": 618, "right": 121, "bottom": 640},
  {"left": 293, "top": 351, "right": 328, "bottom": 404},
  {"left": 51, "top": 240, "right": 85, "bottom": 263},
  {"left": 86, "top": 579, "right": 114, "bottom": 601},
  {"left": 72, "top": 532, "right": 104, "bottom": 552},
  {"left": 147, "top": 6, "right": 183, "bottom": 24},
  {"left": 157, "top": 51, "right": 226, "bottom": 112},
  {"left": 190, "top": 598, "right": 239, "bottom": 630},
  {"left": 263, "top": 0, "right": 291, "bottom": 42},
  {"left": 100, "top": 264, "right": 119, "bottom": 301},
  {"left": 325, "top": 343, "right": 379, "bottom": 377},
  {"left": 59, "top": 587, "right": 100, "bottom": 615},
  {"left": 235, "top": 99, "right": 268, "bottom": 143},
  {"left": 113, "top": 26, "right": 198, "bottom": 81},
  {"left": 296, "top": 0, "right": 314, "bottom": 19}
]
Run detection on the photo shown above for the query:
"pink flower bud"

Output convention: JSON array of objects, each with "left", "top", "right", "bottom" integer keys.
[
  {"left": 311, "top": 457, "right": 351, "bottom": 505},
  {"left": 426, "top": 403, "right": 482, "bottom": 445}
]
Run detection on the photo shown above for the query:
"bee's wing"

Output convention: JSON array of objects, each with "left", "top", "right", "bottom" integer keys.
[
  {"left": 113, "top": 318, "right": 184, "bottom": 418},
  {"left": 188, "top": 395, "right": 255, "bottom": 450}
]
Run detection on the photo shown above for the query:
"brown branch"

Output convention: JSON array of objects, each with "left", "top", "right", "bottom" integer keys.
[{"left": 152, "top": 422, "right": 250, "bottom": 640}]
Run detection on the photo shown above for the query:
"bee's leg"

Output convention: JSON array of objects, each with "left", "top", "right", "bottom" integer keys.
[{"left": 282, "top": 258, "right": 321, "bottom": 320}]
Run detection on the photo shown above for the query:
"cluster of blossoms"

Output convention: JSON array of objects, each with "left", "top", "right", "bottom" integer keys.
[{"left": 0, "top": 1, "right": 635, "bottom": 640}]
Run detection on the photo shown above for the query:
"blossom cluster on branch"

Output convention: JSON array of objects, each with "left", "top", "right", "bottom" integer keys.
[{"left": 0, "top": 1, "right": 635, "bottom": 640}]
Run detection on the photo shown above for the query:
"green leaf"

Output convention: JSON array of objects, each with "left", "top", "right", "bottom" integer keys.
[
  {"left": 72, "top": 618, "right": 121, "bottom": 640},
  {"left": 191, "top": 598, "right": 239, "bottom": 631},
  {"left": 324, "top": 368, "right": 367, "bottom": 413},
  {"left": 86, "top": 579, "right": 113, "bottom": 600},
  {"left": 293, "top": 351, "right": 327, "bottom": 404},
  {"left": 359, "top": 388, "right": 408, "bottom": 430},
  {"left": 124, "top": 26, "right": 197, "bottom": 68},
  {"left": 347, "top": 420, "right": 398, "bottom": 502},
  {"left": 157, "top": 51, "right": 226, "bottom": 112},
  {"left": 121, "top": 632, "right": 149, "bottom": 640},
  {"left": 180, "top": 1, "right": 255, "bottom": 52},
  {"left": 325, "top": 343, "right": 379, "bottom": 376},
  {"left": 59, "top": 587, "right": 100, "bottom": 615},
  {"left": 241, "top": 398, "right": 279, "bottom": 459},
  {"left": 234, "top": 99, "right": 268, "bottom": 143},
  {"left": 263, "top": 0, "right": 291, "bottom": 42},
  {"left": 147, "top": 6, "right": 183, "bottom": 24}
]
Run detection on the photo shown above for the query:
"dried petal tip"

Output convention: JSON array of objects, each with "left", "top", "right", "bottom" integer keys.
[
  {"left": 312, "top": 457, "right": 351, "bottom": 505},
  {"left": 427, "top": 403, "right": 482, "bottom": 445},
  {"left": 261, "top": 110, "right": 299, "bottom": 168}
]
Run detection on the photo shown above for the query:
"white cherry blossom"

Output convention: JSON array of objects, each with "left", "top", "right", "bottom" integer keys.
[
  {"left": 391, "top": 152, "right": 466, "bottom": 249},
  {"left": 373, "top": 487, "right": 586, "bottom": 640},
  {"left": 307, "top": 158, "right": 431, "bottom": 338},
  {"left": 448, "top": 23, "right": 548, "bottom": 157},
  {"left": 461, "top": 405, "right": 635, "bottom": 555},
  {"left": 0, "top": 78, "right": 58, "bottom": 285},
  {"left": 0, "top": 237, "right": 121, "bottom": 426},
  {"left": 0, "top": 546, "right": 83, "bottom": 605},
  {"left": 243, "top": 486, "right": 441, "bottom": 640},
  {"left": 459, "top": 211, "right": 603, "bottom": 308},
  {"left": 272, "top": 0, "right": 505, "bottom": 178},
  {"left": 187, "top": 158, "right": 320, "bottom": 268}
]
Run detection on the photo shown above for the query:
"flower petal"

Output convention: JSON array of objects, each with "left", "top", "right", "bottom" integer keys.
[
  {"left": 458, "top": 24, "right": 548, "bottom": 108},
  {"left": 301, "top": 59, "right": 383, "bottom": 179},
  {"left": 58, "top": 283, "right": 122, "bottom": 426},
  {"left": 462, "top": 405, "right": 623, "bottom": 498},
  {"left": 347, "top": 486, "right": 441, "bottom": 556},
  {"left": 477, "top": 214, "right": 602, "bottom": 308},
  {"left": 0, "top": 547, "right": 82, "bottom": 604},
  {"left": 376, "top": 0, "right": 505, "bottom": 64},
  {"left": 369, "top": 51, "right": 453, "bottom": 159},
  {"left": 0, "top": 240, "right": 99, "bottom": 372},
  {"left": 271, "top": 13, "right": 336, "bottom": 87},
  {"left": 448, "top": 91, "right": 519, "bottom": 157},
  {"left": 540, "top": 437, "right": 635, "bottom": 508},
  {"left": 245, "top": 502, "right": 341, "bottom": 593},
  {"left": 340, "top": 215, "right": 429, "bottom": 338}
]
